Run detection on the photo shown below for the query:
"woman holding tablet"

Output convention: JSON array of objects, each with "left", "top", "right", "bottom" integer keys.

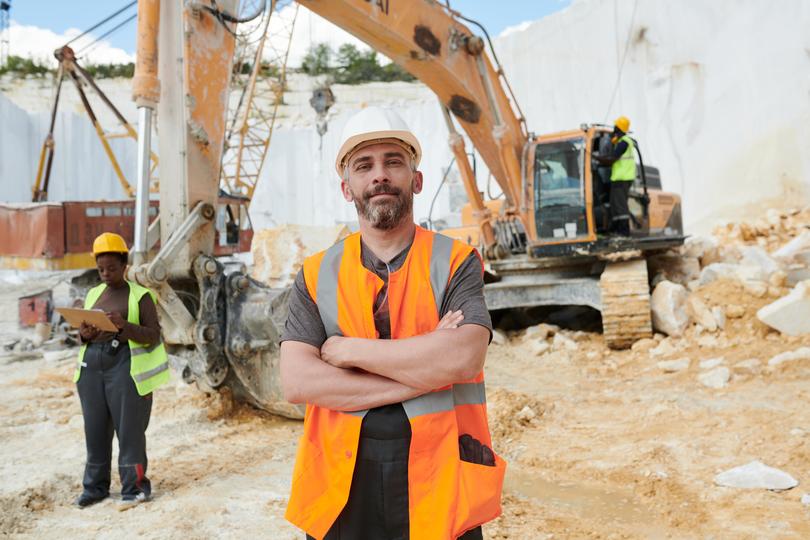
[{"left": 72, "top": 232, "right": 169, "bottom": 510}]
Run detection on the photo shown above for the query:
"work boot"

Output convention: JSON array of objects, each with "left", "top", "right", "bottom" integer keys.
[
  {"left": 117, "top": 491, "right": 149, "bottom": 512},
  {"left": 74, "top": 492, "right": 108, "bottom": 508}
]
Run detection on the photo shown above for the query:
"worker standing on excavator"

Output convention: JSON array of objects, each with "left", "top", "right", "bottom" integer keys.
[
  {"left": 280, "top": 107, "right": 505, "bottom": 540},
  {"left": 595, "top": 116, "right": 636, "bottom": 236},
  {"left": 72, "top": 232, "right": 168, "bottom": 510}
]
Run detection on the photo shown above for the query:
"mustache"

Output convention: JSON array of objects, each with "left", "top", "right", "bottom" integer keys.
[{"left": 363, "top": 184, "right": 402, "bottom": 201}]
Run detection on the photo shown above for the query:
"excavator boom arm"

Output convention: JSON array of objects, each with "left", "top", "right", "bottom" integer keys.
[{"left": 298, "top": 0, "right": 527, "bottom": 211}]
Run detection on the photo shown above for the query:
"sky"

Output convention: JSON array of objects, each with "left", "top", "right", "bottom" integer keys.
[{"left": 3, "top": 0, "right": 571, "bottom": 66}]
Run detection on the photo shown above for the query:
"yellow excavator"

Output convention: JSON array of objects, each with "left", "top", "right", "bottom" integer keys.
[{"left": 126, "top": 0, "right": 683, "bottom": 418}]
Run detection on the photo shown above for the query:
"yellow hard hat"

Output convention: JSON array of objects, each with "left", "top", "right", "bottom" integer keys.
[
  {"left": 92, "top": 232, "right": 129, "bottom": 256},
  {"left": 335, "top": 106, "right": 422, "bottom": 177},
  {"left": 614, "top": 116, "right": 631, "bottom": 133}
]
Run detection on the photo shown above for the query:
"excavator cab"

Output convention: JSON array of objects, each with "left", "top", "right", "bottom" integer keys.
[
  {"left": 527, "top": 126, "right": 683, "bottom": 259},
  {"left": 533, "top": 136, "right": 589, "bottom": 242}
]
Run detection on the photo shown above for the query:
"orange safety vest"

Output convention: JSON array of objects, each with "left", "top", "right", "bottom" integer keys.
[{"left": 285, "top": 226, "right": 506, "bottom": 540}]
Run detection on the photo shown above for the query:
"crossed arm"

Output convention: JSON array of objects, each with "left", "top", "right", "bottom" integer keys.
[{"left": 280, "top": 311, "right": 489, "bottom": 411}]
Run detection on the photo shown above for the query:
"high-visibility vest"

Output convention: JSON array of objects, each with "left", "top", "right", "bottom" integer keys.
[
  {"left": 611, "top": 135, "right": 636, "bottom": 182},
  {"left": 285, "top": 226, "right": 506, "bottom": 540},
  {"left": 73, "top": 281, "right": 169, "bottom": 396}
]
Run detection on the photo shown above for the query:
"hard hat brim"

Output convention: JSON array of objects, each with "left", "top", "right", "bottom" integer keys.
[{"left": 335, "top": 130, "right": 422, "bottom": 177}]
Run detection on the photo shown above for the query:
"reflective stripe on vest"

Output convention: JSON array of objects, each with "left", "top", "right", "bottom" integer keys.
[
  {"left": 611, "top": 135, "right": 636, "bottom": 181},
  {"left": 401, "top": 381, "right": 487, "bottom": 419},
  {"left": 286, "top": 227, "right": 505, "bottom": 540},
  {"left": 73, "top": 281, "right": 169, "bottom": 396}
]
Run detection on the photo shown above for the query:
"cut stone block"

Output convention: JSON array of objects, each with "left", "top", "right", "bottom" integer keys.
[{"left": 757, "top": 282, "right": 810, "bottom": 335}]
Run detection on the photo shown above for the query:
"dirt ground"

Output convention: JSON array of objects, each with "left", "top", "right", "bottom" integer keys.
[
  {"left": 3, "top": 207, "right": 810, "bottom": 538},
  {"left": 2, "top": 275, "right": 810, "bottom": 539}
]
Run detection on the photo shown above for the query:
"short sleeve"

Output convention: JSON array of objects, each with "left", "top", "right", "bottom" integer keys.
[
  {"left": 439, "top": 251, "right": 492, "bottom": 340},
  {"left": 280, "top": 269, "right": 328, "bottom": 349}
]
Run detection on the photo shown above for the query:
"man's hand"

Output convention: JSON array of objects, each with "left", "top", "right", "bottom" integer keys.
[
  {"left": 320, "top": 336, "right": 351, "bottom": 368},
  {"left": 105, "top": 311, "right": 126, "bottom": 331},
  {"left": 436, "top": 310, "right": 464, "bottom": 330},
  {"left": 80, "top": 322, "right": 100, "bottom": 341}
]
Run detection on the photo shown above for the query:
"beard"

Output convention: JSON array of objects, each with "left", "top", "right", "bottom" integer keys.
[{"left": 351, "top": 182, "right": 413, "bottom": 230}]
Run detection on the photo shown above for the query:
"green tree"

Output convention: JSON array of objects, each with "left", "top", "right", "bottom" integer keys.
[
  {"left": 381, "top": 61, "right": 416, "bottom": 83},
  {"left": 301, "top": 43, "right": 333, "bottom": 76},
  {"left": 0, "top": 55, "right": 53, "bottom": 77},
  {"left": 83, "top": 62, "right": 135, "bottom": 79},
  {"left": 334, "top": 43, "right": 380, "bottom": 84},
  {"left": 297, "top": 42, "right": 416, "bottom": 85}
]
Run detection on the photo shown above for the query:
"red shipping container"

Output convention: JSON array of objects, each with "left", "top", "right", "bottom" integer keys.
[{"left": 18, "top": 290, "right": 53, "bottom": 328}]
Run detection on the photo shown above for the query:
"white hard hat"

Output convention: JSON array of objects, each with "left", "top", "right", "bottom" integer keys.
[{"left": 335, "top": 107, "right": 422, "bottom": 176}]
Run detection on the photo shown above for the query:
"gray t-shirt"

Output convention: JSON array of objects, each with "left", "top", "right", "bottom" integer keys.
[
  {"left": 281, "top": 235, "right": 492, "bottom": 440},
  {"left": 281, "top": 237, "right": 492, "bottom": 347}
]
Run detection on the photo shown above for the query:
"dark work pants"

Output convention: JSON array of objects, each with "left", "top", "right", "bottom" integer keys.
[
  {"left": 76, "top": 341, "right": 152, "bottom": 498},
  {"left": 609, "top": 180, "right": 632, "bottom": 236},
  {"left": 306, "top": 437, "right": 483, "bottom": 540}
]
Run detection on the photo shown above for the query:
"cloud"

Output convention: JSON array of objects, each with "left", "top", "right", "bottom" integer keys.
[
  {"left": 1, "top": 5, "right": 375, "bottom": 70},
  {"left": 3, "top": 20, "right": 135, "bottom": 66}
]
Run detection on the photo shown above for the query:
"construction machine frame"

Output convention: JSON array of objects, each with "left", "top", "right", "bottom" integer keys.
[
  {"left": 124, "top": 0, "right": 684, "bottom": 418},
  {"left": 31, "top": 45, "right": 159, "bottom": 202}
]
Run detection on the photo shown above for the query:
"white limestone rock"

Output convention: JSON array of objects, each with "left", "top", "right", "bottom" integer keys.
[
  {"left": 768, "top": 347, "right": 810, "bottom": 367},
  {"left": 529, "top": 339, "right": 551, "bottom": 356},
  {"left": 773, "top": 230, "right": 810, "bottom": 262},
  {"left": 757, "top": 282, "right": 810, "bottom": 335},
  {"left": 700, "top": 357, "right": 724, "bottom": 370},
  {"left": 631, "top": 338, "right": 657, "bottom": 353},
  {"left": 740, "top": 246, "right": 782, "bottom": 278},
  {"left": 688, "top": 296, "right": 717, "bottom": 332},
  {"left": 712, "top": 306, "right": 726, "bottom": 330},
  {"left": 714, "top": 461, "right": 798, "bottom": 491},
  {"left": 734, "top": 358, "right": 761, "bottom": 373},
  {"left": 585, "top": 350, "right": 602, "bottom": 362},
  {"left": 650, "top": 281, "right": 690, "bottom": 337},
  {"left": 650, "top": 339, "right": 678, "bottom": 358},
  {"left": 525, "top": 323, "right": 559, "bottom": 341},
  {"left": 726, "top": 304, "right": 746, "bottom": 318},
  {"left": 682, "top": 235, "right": 719, "bottom": 261},
  {"left": 698, "top": 367, "right": 730, "bottom": 388},
  {"left": 516, "top": 405, "right": 537, "bottom": 424},
  {"left": 743, "top": 280, "right": 768, "bottom": 298},
  {"left": 658, "top": 358, "right": 690, "bottom": 372},
  {"left": 552, "top": 333, "right": 578, "bottom": 352},
  {"left": 699, "top": 263, "right": 767, "bottom": 286}
]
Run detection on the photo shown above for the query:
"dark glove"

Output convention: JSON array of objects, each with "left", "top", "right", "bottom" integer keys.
[{"left": 458, "top": 434, "right": 495, "bottom": 466}]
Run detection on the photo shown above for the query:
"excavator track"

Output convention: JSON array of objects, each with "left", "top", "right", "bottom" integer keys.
[{"left": 600, "top": 259, "right": 653, "bottom": 349}]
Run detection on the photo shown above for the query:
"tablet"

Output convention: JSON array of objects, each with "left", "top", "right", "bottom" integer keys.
[{"left": 55, "top": 308, "right": 119, "bottom": 333}]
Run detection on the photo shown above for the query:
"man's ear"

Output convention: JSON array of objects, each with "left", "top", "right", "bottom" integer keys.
[
  {"left": 341, "top": 179, "right": 354, "bottom": 202},
  {"left": 412, "top": 171, "right": 424, "bottom": 195}
]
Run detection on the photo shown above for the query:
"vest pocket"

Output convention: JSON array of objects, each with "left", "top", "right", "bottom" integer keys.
[{"left": 453, "top": 454, "right": 506, "bottom": 536}]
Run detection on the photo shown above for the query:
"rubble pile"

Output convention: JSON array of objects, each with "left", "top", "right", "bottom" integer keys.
[{"left": 649, "top": 207, "right": 810, "bottom": 341}]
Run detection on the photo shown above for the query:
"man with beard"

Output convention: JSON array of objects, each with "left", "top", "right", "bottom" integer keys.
[{"left": 280, "top": 107, "right": 505, "bottom": 540}]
